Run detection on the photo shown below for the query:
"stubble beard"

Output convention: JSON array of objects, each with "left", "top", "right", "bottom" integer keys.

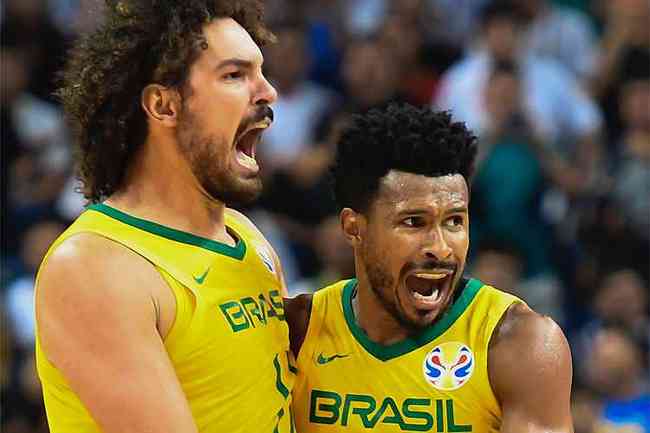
[
  {"left": 176, "top": 106, "right": 263, "bottom": 207},
  {"left": 361, "top": 241, "right": 423, "bottom": 332}
]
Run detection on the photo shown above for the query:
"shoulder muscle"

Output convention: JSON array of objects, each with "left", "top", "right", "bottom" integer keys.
[
  {"left": 489, "top": 303, "right": 574, "bottom": 433},
  {"left": 35, "top": 233, "right": 197, "bottom": 433}
]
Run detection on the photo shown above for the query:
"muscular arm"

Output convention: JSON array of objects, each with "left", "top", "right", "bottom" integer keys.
[
  {"left": 489, "top": 303, "right": 574, "bottom": 433},
  {"left": 35, "top": 234, "right": 198, "bottom": 433}
]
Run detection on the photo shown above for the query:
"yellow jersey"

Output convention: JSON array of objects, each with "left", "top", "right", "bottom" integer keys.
[
  {"left": 36, "top": 203, "right": 296, "bottom": 433},
  {"left": 293, "top": 278, "right": 521, "bottom": 433}
]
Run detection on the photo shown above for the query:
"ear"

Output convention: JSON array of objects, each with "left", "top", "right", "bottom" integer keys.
[
  {"left": 141, "top": 84, "right": 181, "bottom": 127},
  {"left": 340, "top": 208, "right": 365, "bottom": 248}
]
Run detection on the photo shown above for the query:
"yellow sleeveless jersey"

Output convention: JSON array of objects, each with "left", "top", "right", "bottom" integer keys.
[
  {"left": 293, "top": 278, "right": 521, "bottom": 433},
  {"left": 35, "top": 203, "right": 296, "bottom": 433}
]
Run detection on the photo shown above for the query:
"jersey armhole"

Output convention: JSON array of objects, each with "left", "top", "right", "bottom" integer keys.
[
  {"left": 483, "top": 290, "right": 526, "bottom": 409},
  {"left": 296, "top": 290, "right": 325, "bottom": 367}
]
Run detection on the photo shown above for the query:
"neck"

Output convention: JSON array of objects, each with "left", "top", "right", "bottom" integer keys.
[
  {"left": 352, "top": 264, "right": 412, "bottom": 346},
  {"left": 107, "top": 134, "right": 233, "bottom": 245}
]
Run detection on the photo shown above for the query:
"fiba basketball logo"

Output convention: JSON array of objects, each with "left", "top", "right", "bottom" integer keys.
[
  {"left": 423, "top": 342, "right": 474, "bottom": 391},
  {"left": 253, "top": 243, "right": 276, "bottom": 275}
]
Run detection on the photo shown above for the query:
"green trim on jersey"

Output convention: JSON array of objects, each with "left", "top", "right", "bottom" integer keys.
[
  {"left": 87, "top": 203, "right": 247, "bottom": 260},
  {"left": 342, "top": 278, "right": 483, "bottom": 361}
]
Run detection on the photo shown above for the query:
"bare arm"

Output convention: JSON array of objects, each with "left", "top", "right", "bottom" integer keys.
[
  {"left": 284, "top": 294, "right": 313, "bottom": 357},
  {"left": 489, "top": 303, "right": 574, "bottom": 433},
  {"left": 35, "top": 234, "right": 198, "bottom": 433}
]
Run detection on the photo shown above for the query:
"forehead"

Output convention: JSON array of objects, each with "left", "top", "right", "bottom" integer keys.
[
  {"left": 199, "top": 17, "right": 263, "bottom": 66},
  {"left": 373, "top": 170, "right": 469, "bottom": 215}
]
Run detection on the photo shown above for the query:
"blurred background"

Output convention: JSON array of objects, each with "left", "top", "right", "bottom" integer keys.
[{"left": 1, "top": 0, "right": 649, "bottom": 431}]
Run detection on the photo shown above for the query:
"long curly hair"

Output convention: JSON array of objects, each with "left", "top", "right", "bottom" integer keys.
[{"left": 58, "top": 0, "right": 274, "bottom": 202}]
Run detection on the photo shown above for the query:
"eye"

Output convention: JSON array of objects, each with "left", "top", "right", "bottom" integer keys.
[
  {"left": 403, "top": 216, "right": 425, "bottom": 228},
  {"left": 446, "top": 215, "right": 464, "bottom": 227},
  {"left": 224, "top": 70, "right": 244, "bottom": 80}
]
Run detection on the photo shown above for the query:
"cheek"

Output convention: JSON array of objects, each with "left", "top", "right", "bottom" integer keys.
[
  {"left": 194, "top": 86, "right": 249, "bottom": 135},
  {"left": 447, "top": 229, "right": 469, "bottom": 259}
]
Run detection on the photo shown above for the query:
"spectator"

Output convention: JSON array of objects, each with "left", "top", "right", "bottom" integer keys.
[
  {"left": 428, "top": 0, "right": 491, "bottom": 47},
  {"left": 585, "top": 326, "right": 650, "bottom": 432},
  {"left": 290, "top": 214, "right": 355, "bottom": 295},
  {"left": 1, "top": 42, "right": 71, "bottom": 252},
  {"left": 1, "top": 0, "right": 69, "bottom": 102},
  {"left": 261, "top": 21, "right": 338, "bottom": 173},
  {"left": 610, "top": 78, "right": 650, "bottom": 240},
  {"left": 339, "top": 35, "right": 405, "bottom": 112},
  {"left": 435, "top": 0, "right": 604, "bottom": 196},
  {"left": 516, "top": 0, "right": 599, "bottom": 82},
  {"left": 470, "top": 238, "right": 565, "bottom": 323},
  {"left": 573, "top": 268, "right": 649, "bottom": 377},
  {"left": 592, "top": 0, "right": 650, "bottom": 141},
  {"left": 5, "top": 220, "right": 66, "bottom": 349},
  {"left": 469, "top": 61, "right": 557, "bottom": 279}
]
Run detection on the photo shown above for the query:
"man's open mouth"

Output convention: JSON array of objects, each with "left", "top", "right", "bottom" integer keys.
[
  {"left": 234, "top": 117, "right": 272, "bottom": 171},
  {"left": 405, "top": 270, "right": 454, "bottom": 310}
]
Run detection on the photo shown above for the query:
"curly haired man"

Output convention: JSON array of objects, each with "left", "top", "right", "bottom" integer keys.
[{"left": 34, "top": 1, "right": 295, "bottom": 432}]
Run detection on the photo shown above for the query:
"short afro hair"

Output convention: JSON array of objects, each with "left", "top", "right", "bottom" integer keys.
[{"left": 332, "top": 103, "right": 477, "bottom": 213}]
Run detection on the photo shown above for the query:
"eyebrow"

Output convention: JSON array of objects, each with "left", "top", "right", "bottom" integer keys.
[
  {"left": 396, "top": 206, "right": 468, "bottom": 216},
  {"left": 446, "top": 207, "right": 468, "bottom": 214},
  {"left": 215, "top": 58, "right": 260, "bottom": 71}
]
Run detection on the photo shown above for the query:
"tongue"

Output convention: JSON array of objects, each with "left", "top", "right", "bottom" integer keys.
[{"left": 407, "top": 276, "right": 437, "bottom": 296}]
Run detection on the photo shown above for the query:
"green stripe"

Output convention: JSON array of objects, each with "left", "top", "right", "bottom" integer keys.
[
  {"left": 286, "top": 350, "right": 298, "bottom": 374},
  {"left": 273, "top": 354, "right": 289, "bottom": 398},
  {"left": 87, "top": 203, "right": 246, "bottom": 260},
  {"left": 342, "top": 278, "right": 483, "bottom": 361}
]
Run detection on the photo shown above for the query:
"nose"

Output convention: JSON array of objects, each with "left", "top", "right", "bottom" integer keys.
[
  {"left": 422, "top": 229, "right": 453, "bottom": 262},
  {"left": 253, "top": 74, "right": 278, "bottom": 106}
]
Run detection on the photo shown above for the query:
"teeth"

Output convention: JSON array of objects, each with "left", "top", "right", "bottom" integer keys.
[
  {"left": 255, "top": 118, "right": 271, "bottom": 129},
  {"left": 236, "top": 150, "right": 259, "bottom": 171},
  {"left": 413, "top": 288, "right": 440, "bottom": 300},
  {"left": 414, "top": 273, "right": 449, "bottom": 280}
]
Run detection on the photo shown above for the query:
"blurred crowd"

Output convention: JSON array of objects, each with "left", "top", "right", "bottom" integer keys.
[{"left": 1, "top": 0, "right": 649, "bottom": 431}]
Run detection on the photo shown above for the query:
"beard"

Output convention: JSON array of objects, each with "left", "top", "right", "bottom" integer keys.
[
  {"left": 362, "top": 240, "right": 423, "bottom": 332},
  {"left": 175, "top": 106, "right": 263, "bottom": 207}
]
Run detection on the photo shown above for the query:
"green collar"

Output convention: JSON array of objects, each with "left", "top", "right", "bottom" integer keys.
[
  {"left": 87, "top": 203, "right": 246, "bottom": 260},
  {"left": 342, "top": 277, "right": 483, "bottom": 361}
]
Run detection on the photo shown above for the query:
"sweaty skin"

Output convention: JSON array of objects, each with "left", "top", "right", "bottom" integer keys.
[{"left": 284, "top": 170, "right": 573, "bottom": 433}]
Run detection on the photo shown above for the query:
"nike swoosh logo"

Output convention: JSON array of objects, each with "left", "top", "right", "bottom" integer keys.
[
  {"left": 193, "top": 267, "right": 210, "bottom": 284},
  {"left": 317, "top": 353, "right": 350, "bottom": 365}
]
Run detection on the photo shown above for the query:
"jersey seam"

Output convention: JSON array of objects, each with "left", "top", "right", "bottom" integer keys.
[{"left": 87, "top": 203, "right": 247, "bottom": 260}]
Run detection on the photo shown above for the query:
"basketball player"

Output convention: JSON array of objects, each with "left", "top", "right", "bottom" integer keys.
[
  {"left": 35, "top": 1, "right": 295, "bottom": 432},
  {"left": 285, "top": 103, "right": 574, "bottom": 432}
]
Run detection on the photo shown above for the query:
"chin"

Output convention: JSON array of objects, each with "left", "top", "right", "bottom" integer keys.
[{"left": 204, "top": 178, "right": 262, "bottom": 207}]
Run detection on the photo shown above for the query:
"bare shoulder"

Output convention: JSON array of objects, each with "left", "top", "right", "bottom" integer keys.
[
  {"left": 488, "top": 302, "right": 573, "bottom": 431},
  {"left": 284, "top": 294, "right": 314, "bottom": 358},
  {"left": 37, "top": 232, "right": 166, "bottom": 302},
  {"left": 36, "top": 233, "right": 172, "bottom": 356},
  {"left": 489, "top": 302, "right": 569, "bottom": 359}
]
